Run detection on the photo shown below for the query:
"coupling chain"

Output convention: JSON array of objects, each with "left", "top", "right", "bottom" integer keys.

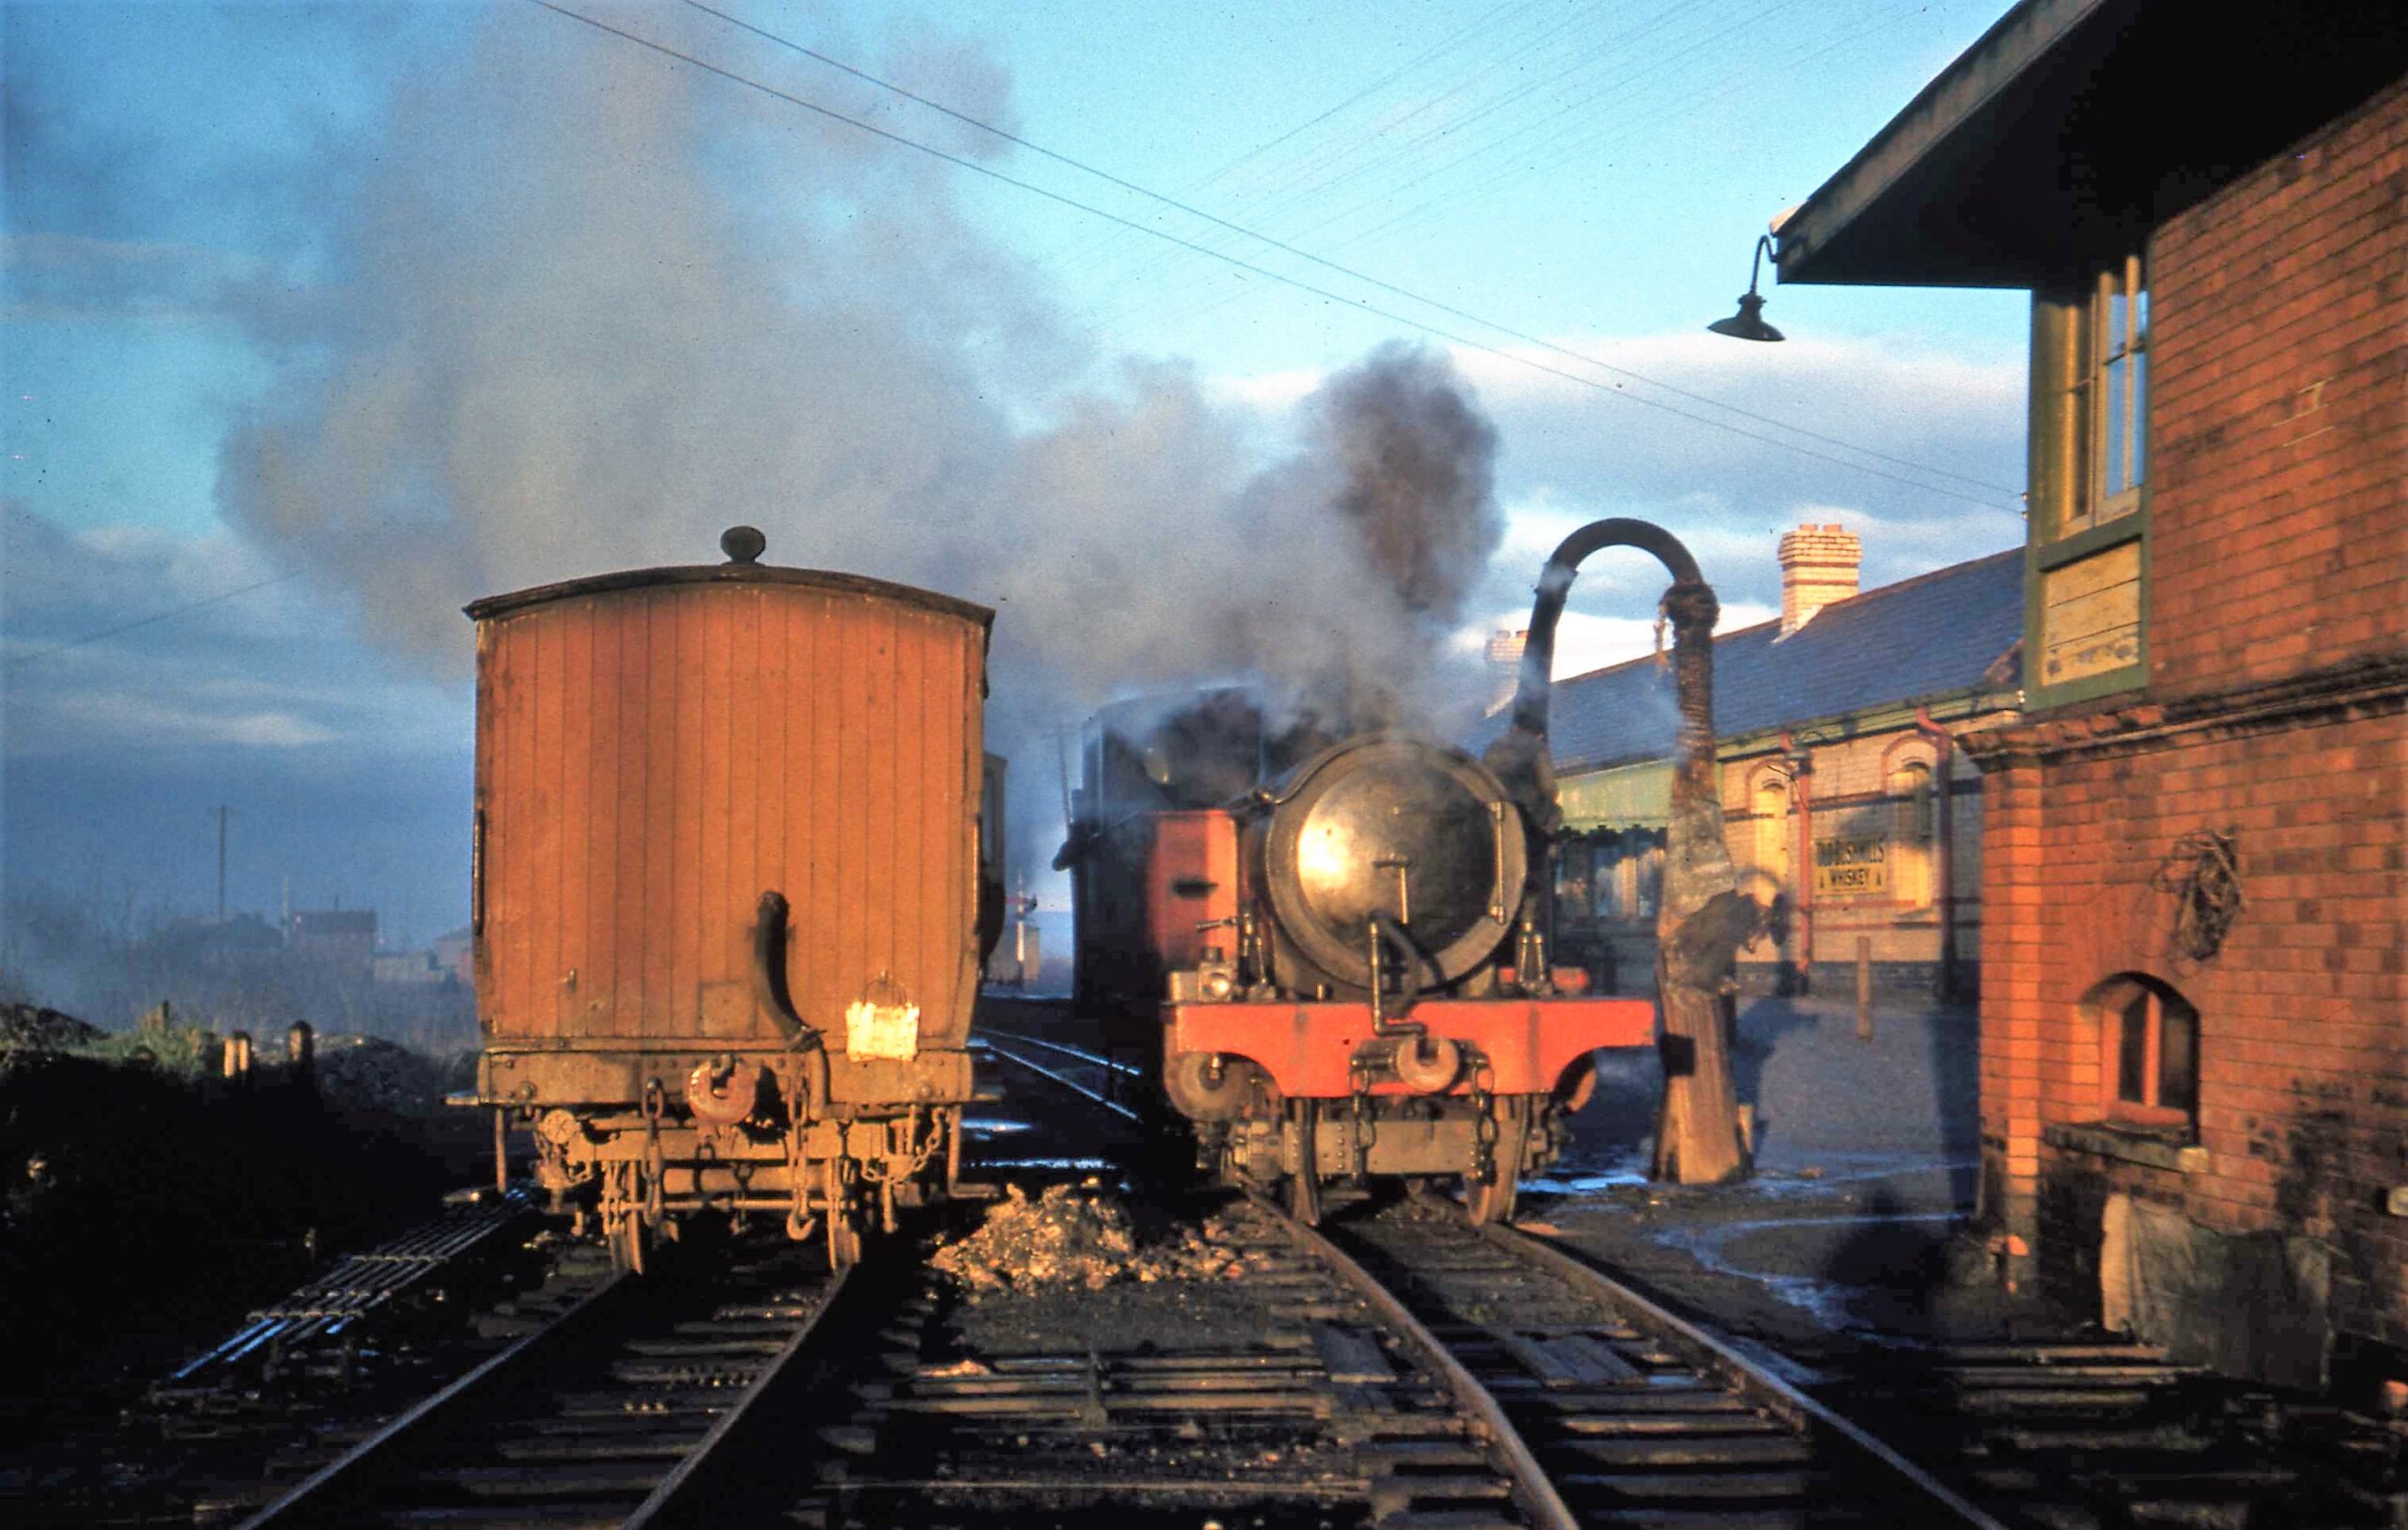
[{"left": 641, "top": 1077, "right": 667, "bottom": 1222}]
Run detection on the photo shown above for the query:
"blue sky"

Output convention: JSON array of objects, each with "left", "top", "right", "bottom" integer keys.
[{"left": 3, "top": 0, "right": 2032, "bottom": 978}]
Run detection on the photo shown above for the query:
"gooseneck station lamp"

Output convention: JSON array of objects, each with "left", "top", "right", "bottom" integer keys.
[{"left": 1706, "top": 233, "right": 1785, "bottom": 342}]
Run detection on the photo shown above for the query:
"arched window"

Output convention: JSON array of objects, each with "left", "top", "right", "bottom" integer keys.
[
  {"left": 1751, "top": 774, "right": 1792, "bottom": 891},
  {"left": 1889, "top": 758, "right": 1935, "bottom": 908},
  {"left": 2083, "top": 974, "right": 2198, "bottom": 1132}
]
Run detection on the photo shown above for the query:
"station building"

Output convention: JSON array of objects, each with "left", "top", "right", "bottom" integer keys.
[
  {"left": 1775, "top": 0, "right": 2407, "bottom": 1391},
  {"left": 1519, "top": 526, "right": 2021, "bottom": 1000}
]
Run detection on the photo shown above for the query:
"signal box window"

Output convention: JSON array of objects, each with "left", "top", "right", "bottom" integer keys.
[
  {"left": 2091, "top": 975, "right": 2197, "bottom": 1133},
  {"left": 2060, "top": 254, "right": 2148, "bottom": 539},
  {"left": 2029, "top": 252, "right": 2150, "bottom": 705}
]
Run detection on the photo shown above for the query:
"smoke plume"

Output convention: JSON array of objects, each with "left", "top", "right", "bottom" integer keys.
[
  {"left": 1315, "top": 340, "right": 1503, "bottom": 623},
  {"left": 210, "top": 8, "right": 1505, "bottom": 884}
]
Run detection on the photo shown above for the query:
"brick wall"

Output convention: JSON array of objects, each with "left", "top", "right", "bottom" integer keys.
[
  {"left": 1974, "top": 78, "right": 2408, "bottom": 1380},
  {"left": 2146, "top": 78, "right": 2407, "bottom": 699},
  {"left": 1998, "top": 705, "right": 2408, "bottom": 1362}
]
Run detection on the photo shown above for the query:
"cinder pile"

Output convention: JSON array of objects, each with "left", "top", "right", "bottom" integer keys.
[
  {"left": 313, "top": 1034, "right": 447, "bottom": 1114},
  {"left": 930, "top": 1183, "right": 1260, "bottom": 1293},
  {"left": 0, "top": 1004, "right": 103, "bottom": 1054}
]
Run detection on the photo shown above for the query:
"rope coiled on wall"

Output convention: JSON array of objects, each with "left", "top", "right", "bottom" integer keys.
[{"left": 2154, "top": 828, "right": 2243, "bottom": 965}]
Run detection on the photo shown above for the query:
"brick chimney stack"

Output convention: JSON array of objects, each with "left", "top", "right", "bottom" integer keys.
[
  {"left": 1484, "top": 628, "right": 1528, "bottom": 716},
  {"left": 1776, "top": 522, "right": 1861, "bottom": 637}
]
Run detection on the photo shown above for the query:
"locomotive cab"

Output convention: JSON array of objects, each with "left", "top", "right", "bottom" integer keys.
[{"left": 1149, "top": 733, "right": 1655, "bottom": 1222}]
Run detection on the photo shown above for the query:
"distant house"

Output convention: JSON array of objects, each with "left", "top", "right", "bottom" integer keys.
[
  {"left": 1773, "top": 0, "right": 2408, "bottom": 1390},
  {"left": 287, "top": 909, "right": 376, "bottom": 978},
  {"left": 371, "top": 951, "right": 444, "bottom": 986},
  {"left": 432, "top": 925, "right": 473, "bottom": 987},
  {"left": 1488, "top": 526, "right": 2022, "bottom": 999}
]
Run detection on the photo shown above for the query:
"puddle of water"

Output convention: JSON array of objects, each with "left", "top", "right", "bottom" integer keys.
[
  {"left": 1531, "top": 1150, "right": 1977, "bottom": 1204},
  {"left": 1655, "top": 1209, "right": 1965, "bottom": 1331},
  {"left": 961, "top": 1118, "right": 1034, "bottom": 1137},
  {"left": 974, "top": 1157, "right": 1117, "bottom": 1172},
  {"left": 1524, "top": 1167, "right": 1652, "bottom": 1194}
]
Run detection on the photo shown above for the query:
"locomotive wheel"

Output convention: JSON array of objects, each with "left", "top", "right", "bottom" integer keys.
[
  {"left": 1465, "top": 1098, "right": 1528, "bottom": 1226},
  {"left": 1288, "top": 1100, "right": 1323, "bottom": 1226}
]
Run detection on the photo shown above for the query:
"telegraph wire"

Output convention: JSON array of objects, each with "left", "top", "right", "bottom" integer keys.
[
  {"left": 1089, "top": 0, "right": 1732, "bottom": 298},
  {"left": 4, "top": 570, "right": 307, "bottom": 667},
  {"left": 680, "top": 0, "right": 2016, "bottom": 501},
  {"left": 1065, "top": 0, "right": 1730, "bottom": 342},
  {"left": 1032, "top": 0, "right": 1571, "bottom": 289},
  {"left": 1342, "top": 0, "right": 1930, "bottom": 252},
  {"left": 1174, "top": 0, "right": 1539, "bottom": 196},
  {"left": 1311, "top": 0, "right": 1801, "bottom": 239},
  {"left": 531, "top": 1, "right": 2019, "bottom": 512},
  {"left": 1098, "top": 0, "right": 1776, "bottom": 339}
]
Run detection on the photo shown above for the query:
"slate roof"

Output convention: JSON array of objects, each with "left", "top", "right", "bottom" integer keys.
[{"left": 1480, "top": 547, "right": 2024, "bottom": 776}]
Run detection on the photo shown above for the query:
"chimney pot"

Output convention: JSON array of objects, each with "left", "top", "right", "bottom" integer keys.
[
  {"left": 1776, "top": 522, "right": 1861, "bottom": 638},
  {"left": 1484, "top": 628, "right": 1529, "bottom": 716}
]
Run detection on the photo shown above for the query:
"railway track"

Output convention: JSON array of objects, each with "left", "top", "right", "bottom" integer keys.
[
  {"left": 2, "top": 1191, "right": 565, "bottom": 1527},
  {"left": 1307, "top": 1195, "right": 2004, "bottom": 1529},
  {"left": 166, "top": 1182, "right": 2407, "bottom": 1528},
  {"left": 108, "top": 1000, "right": 2392, "bottom": 1528},
  {"left": 974, "top": 1025, "right": 1146, "bottom": 1124},
  {"left": 749, "top": 1184, "right": 2007, "bottom": 1529},
  {"left": 1834, "top": 1335, "right": 2408, "bottom": 1527},
  {"left": 781, "top": 1191, "right": 1545, "bottom": 1528},
  {"left": 236, "top": 1233, "right": 843, "bottom": 1529},
  {"left": 156, "top": 1189, "right": 538, "bottom": 1407}
]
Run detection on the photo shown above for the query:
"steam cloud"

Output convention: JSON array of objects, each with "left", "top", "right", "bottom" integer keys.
[
  {"left": 212, "top": 9, "right": 1503, "bottom": 883},
  {"left": 1316, "top": 342, "right": 1503, "bottom": 622}
]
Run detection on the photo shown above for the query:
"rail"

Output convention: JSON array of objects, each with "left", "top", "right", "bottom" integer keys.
[
  {"left": 1255, "top": 1192, "right": 1581, "bottom": 1530},
  {"left": 1481, "top": 1218, "right": 2012, "bottom": 1529},
  {"left": 237, "top": 1243, "right": 848, "bottom": 1529},
  {"left": 161, "top": 1189, "right": 533, "bottom": 1395},
  {"left": 972, "top": 1033, "right": 1143, "bottom": 1123},
  {"left": 1275, "top": 1191, "right": 2009, "bottom": 1527}
]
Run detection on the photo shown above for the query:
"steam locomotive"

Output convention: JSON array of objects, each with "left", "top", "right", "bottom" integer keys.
[
  {"left": 459, "top": 528, "right": 1000, "bottom": 1271},
  {"left": 1069, "top": 540, "right": 1664, "bottom": 1222}
]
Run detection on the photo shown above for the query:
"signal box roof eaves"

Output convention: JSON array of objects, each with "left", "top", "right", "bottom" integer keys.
[
  {"left": 463, "top": 561, "right": 995, "bottom": 630},
  {"left": 1773, "top": 0, "right": 2408, "bottom": 290}
]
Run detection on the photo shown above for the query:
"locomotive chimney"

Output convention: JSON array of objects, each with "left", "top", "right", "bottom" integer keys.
[
  {"left": 1775, "top": 522, "right": 1860, "bottom": 638},
  {"left": 1483, "top": 628, "right": 1527, "bottom": 717}
]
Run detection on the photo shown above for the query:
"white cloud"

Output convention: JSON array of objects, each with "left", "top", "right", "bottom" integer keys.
[
  {"left": 43, "top": 693, "right": 337, "bottom": 749},
  {"left": 4, "top": 503, "right": 465, "bottom": 761}
]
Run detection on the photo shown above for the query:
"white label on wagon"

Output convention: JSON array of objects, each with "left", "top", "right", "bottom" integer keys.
[{"left": 845, "top": 1000, "right": 921, "bottom": 1061}]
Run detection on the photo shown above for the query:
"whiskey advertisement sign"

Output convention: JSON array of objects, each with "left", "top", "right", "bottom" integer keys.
[{"left": 1813, "top": 835, "right": 1889, "bottom": 896}]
